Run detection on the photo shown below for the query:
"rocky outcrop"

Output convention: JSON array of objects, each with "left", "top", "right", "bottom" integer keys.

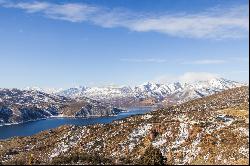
[{"left": 60, "top": 97, "right": 124, "bottom": 117}]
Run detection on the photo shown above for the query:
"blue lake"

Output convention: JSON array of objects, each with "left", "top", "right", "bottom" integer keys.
[{"left": 0, "top": 107, "right": 154, "bottom": 140}]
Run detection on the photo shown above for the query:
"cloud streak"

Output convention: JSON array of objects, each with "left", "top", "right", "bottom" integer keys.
[
  {"left": 182, "top": 59, "right": 226, "bottom": 65},
  {"left": 231, "top": 70, "right": 249, "bottom": 74},
  {"left": 121, "top": 57, "right": 245, "bottom": 64},
  {"left": 230, "top": 57, "right": 249, "bottom": 63},
  {"left": 0, "top": 1, "right": 249, "bottom": 39},
  {"left": 154, "top": 72, "right": 220, "bottom": 83},
  {"left": 120, "top": 58, "right": 167, "bottom": 63}
]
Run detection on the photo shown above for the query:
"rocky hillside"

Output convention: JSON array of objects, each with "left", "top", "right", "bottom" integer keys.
[
  {"left": 0, "top": 86, "right": 248, "bottom": 165},
  {"left": 60, "top": 97, "right": 123, "bottom": 117},
  {"left": 0, "top": 89, "right": 123, "bottom": 125}
]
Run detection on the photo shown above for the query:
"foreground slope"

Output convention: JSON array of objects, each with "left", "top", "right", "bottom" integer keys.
[{"left": 0, "top": 86, "right": 248, "bottom": 165}]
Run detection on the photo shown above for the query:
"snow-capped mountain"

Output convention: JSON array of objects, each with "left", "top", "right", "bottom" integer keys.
[
  {"left": 167, "top": 78, "right": 244, "bottom": 104},
  {"left": 183, "top": 77, "right": 242, "bottom": 92},
  {"left": 58, "top": 86, "right": 88, "bottom": 97},
  {"left": 134, "top": 81, "right": 184, "bottom": 100},
  {"left": 57, "top": 78, "right": 244, "bottom": 106},
  {"left": 56, "top": 85, "right": 134, "bottom": 103},
  {"left": 24, "top": 87, "right": 64, "bottom": 94}
]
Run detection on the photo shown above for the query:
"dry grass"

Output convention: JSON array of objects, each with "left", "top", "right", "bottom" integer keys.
[{"left": 217, "top": 109, "right": 248, "bottom": 120}]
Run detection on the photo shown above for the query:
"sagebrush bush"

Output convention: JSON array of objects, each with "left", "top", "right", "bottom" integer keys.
[{"left": 138, "top": 145, "right": 165, "bottom": 165}]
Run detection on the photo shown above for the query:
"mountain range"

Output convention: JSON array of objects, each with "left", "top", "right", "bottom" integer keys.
[
  {"left": 33, "top": 77, "right": 245, "bottom": 106},
  {"left": 0, "top": 78, "right": 245, "bottom": 125}
]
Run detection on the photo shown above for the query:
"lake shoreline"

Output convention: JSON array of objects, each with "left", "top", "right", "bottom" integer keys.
[
  {"left": 0, "top": 107, "right": 155, "bottom": 140},
  {"left": 0, "top": 106, "right": 157, "bottom": 127},
  {"left": 0, "top": 114, "right": 122, "bottom": 127}
]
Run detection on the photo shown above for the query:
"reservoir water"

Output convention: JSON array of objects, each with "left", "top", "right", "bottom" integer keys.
[{"left": 0, "top": 107, "right": 154, "bottom": 140}]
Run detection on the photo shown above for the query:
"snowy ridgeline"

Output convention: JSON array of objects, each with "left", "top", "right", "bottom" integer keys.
[{"left": 55, "top": 78, "right": 244, "bottom": 102}]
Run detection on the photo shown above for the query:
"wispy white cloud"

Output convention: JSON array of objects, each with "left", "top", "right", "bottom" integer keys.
[
  {"left": 230, "top": 57, "right": 249, "bottom": 63},
  {"left": 181, "top": 56, "right": 249, "bottom": 65},
  {"left": 120, "top": 58, "right": 167, "bottom": 63},
  {"left": 121, "top": 57, "right": 245, "bottom": 64},
  {"left": 0, "top": 1, "right": 248, "bottom": 39},
  {"left": 1, "top": 1, "right": 98, "bottom": 22},
  {"left": 182, "top": 59, "right": 226, "bottom": 64},
  {"left": 231, "top": 70, "right": 249, "bottom": 74},
  {"left": 178, "top": 72, "right": 220, "bottom": 83},
  {"left": 154, "top": 72, "right": 220, "bottom": 83},
  {"left": 3, "top": 1, "right": 50, "bottom": 12}
]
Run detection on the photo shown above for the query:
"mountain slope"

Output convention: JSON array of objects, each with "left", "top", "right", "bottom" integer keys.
[
  {"left": 0, "top": 86, "right": 248, "bottom": 165},
  {"left": 0, "top": 89, "right": 123, "bottom": 125}
]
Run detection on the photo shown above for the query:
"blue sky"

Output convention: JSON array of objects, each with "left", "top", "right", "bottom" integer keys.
[{"left": 0, "top": 0, "right": 249, "bottom": 88}]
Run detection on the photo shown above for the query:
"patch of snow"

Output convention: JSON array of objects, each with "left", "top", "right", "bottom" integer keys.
[
  {"left": 127, "top": 124, "right": 152, "bottom": 152},
  {"left": 181, "top": 131, "right": 203, "bottom": 164},
  {"left": 172, "top": 122, "right": 189, "bottom": 149},
  {"left": 85, "top": 141, "right": 94, "bottom": 148},
  {"left": 162, "top": 129, "right": 172, "bottom": 138},
  {"left": 152, "top": 137, "right": 167, "bottom": 148},
  {"left": 50, "top": 128, "right": 86, "bottom": 159},
  {"left": 142, "top": 114, "right": 153, "bottom": 120},
  {"left": 204, "top": 153, "right": 210, "bottom": 162},
  {"left": 239, "top": 146, "right": 249, "bottom": 157},
  {"left": 129, "top": 124, "right": 152, "bottom": 139},
  {"left": 216, "top": 154, "right": 222, "bottom": 161},
  {"left": 237, "top": 127, "right": 249, "bottom": 137}
]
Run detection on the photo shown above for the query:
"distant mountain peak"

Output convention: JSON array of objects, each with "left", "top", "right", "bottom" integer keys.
[
  {"left": 24, "top": 86, "right": 64, "bottom": 94},
  {"left": 21, "top": 78, "right": 245, "bottom": 107}
]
